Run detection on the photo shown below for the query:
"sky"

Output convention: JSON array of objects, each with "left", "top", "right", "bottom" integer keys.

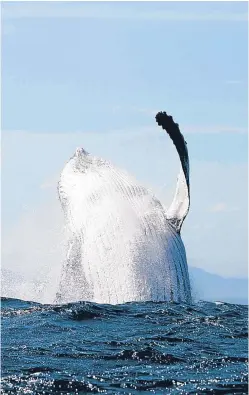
[{"left": 1, "top": 1, "right": 248, "bottom": 282}]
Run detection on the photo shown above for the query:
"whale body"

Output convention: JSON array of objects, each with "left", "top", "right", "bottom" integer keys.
[{"left": 56, "top": 112, "right": 192, "bottom": 304}]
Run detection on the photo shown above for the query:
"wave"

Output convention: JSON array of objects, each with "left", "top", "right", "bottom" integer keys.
[{"left": 2, "top": 298, "right": 248, "bottom": 394}]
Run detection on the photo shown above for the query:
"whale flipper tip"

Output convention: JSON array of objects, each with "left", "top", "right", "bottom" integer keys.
[{"left": 155, "top": 111, "right": 178, "bottom": 132}]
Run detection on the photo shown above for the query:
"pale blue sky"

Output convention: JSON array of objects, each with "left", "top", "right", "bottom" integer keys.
[{"left": 2, "top": 1, "right": 248, "bottom": 279}]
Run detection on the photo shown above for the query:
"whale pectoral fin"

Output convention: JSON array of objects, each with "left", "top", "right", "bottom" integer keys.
[
  {"left": 56, "top": 234, "right": 92, "bottom": 303},
  {"left": 155, "top": 111, "right": 190, "bottom": 233}
]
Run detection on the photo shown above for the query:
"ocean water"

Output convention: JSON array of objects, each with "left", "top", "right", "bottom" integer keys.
[{"left": 1, "top": 298, "right": 248, "bottom": 394}]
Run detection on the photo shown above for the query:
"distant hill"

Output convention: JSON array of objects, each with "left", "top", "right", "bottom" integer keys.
[{"left": 189, "top": 266, "right": 248, "bottom": 305}]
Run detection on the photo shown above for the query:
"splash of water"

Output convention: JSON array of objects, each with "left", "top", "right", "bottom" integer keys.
[{"left": 1, "top": 199, "right": 66, "bottom": 304}]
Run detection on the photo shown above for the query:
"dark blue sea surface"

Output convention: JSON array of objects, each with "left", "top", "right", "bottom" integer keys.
[{"left": 1, "top": 298, "right": 248, "bottom": 394}]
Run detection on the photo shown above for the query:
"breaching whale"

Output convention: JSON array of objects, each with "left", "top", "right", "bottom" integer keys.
[{"left": 56, "top": 112, "right": 191, "bottom": 304}]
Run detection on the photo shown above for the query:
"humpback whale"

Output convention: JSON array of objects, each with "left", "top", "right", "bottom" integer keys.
[{"left": 56, "top": 112, "right": 191, "bottom": 304}]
